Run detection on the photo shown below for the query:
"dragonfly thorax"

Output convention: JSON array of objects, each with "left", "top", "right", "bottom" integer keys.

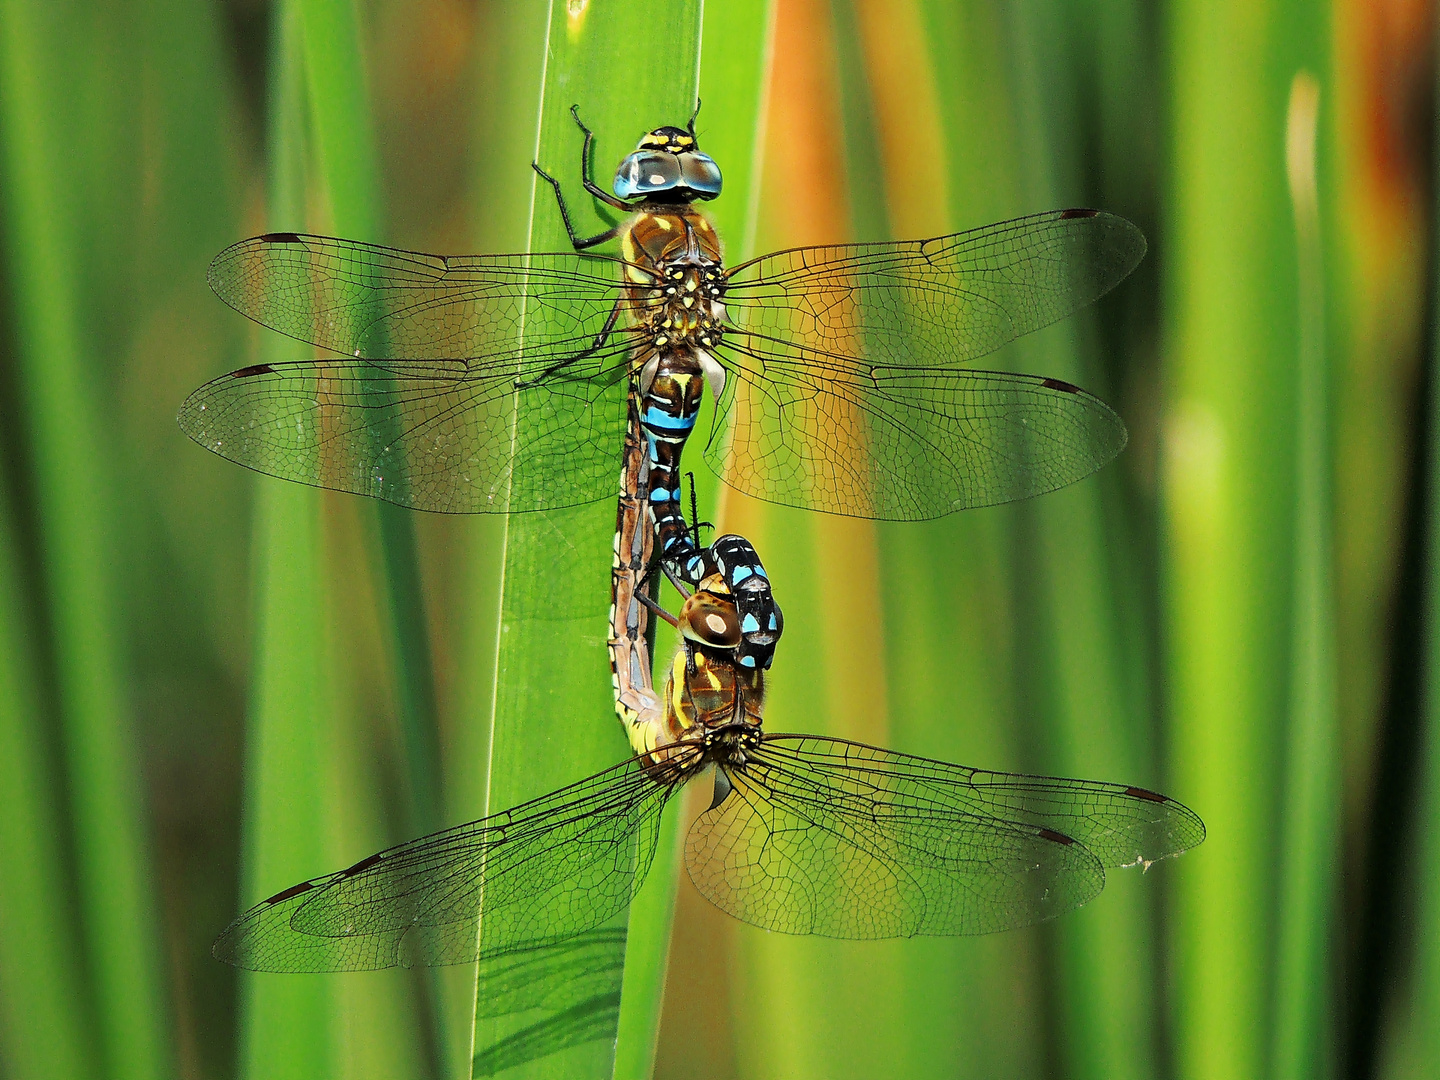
[
  {"left": 700, "top": 723, "right": 763, "bottom": 769},
  {"left": 641, "top": 265, "right": 726, "bottom": 352},
  {"left": 622, "top": 209, "right": 728, "bottom": 351},
  {"left": 665, "top": 644, "right": 765, "bottom": 742}
]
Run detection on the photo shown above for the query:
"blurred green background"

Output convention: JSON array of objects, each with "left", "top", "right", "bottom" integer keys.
[{"left": 0, "top": 1, "right": 1437, "bottom": 1079}]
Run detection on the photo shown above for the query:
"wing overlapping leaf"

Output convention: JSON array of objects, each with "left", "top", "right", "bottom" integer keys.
[
  {"left": 190, "top": 217, "right": 1142, "bottom": 519},
  {"left": 213, "top": 753, "right": 691, "bottom": 972},
  {"left": 176, "top": 351, "right": 631, "bottom": 514},
  {"left": 207, "top": 233, "right": 633, "bottom": 360}
]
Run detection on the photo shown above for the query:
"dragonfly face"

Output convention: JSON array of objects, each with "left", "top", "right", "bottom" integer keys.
[{"left": 614, "top": 126, "right": 722, "bottom": 203}]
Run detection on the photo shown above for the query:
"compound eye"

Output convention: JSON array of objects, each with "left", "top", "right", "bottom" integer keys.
[
  {"left": 679, "top": 591, "right": 741, "bottom": 649},
  {"left": 680, "top": 153, "right": 723, "bottom": 199}
]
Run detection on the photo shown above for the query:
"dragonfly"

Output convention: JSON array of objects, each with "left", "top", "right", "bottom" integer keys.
[
  {"left": 213, "top": 549, "right": 1203, "bottom": 972},
  {"left": 179, "top": 107, "right": 1143, "bottom": 589}
]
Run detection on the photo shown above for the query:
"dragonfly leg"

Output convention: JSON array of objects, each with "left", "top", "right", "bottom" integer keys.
[
  {"left": 661, "top": 562, "right": 693, "bottom": 600},
  {"left": 513, "top": 298, "right": 625, "bottom": 390},
  {"left": 686, "top": 97, "right": 702, "bottom": 141},
  {"left": 531, "top": 161, "right": 619, "bottom": 251},
  {"left": 637, "top": 588, "right": 680, "bottom": 629},
  {"left": 570, "top": 104, "right": 632, "bottom": 211}
]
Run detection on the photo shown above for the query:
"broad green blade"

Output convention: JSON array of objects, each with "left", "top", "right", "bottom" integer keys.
[
  {"left": 1164, "top": 4, "right": 1327, "bottom": 1080},
  {"left": 469, "top": 4, "right": 702, "bottom": 1079},
  {"left": 236, "top": 8, "right": 334, "bottom": 1080},
  {"left": 614, "top": 8, "right": 776, "bottom": 1078}
]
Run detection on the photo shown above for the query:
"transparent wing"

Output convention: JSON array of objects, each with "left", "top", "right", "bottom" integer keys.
[
  {"left": 186, "top": 233, "right": 649, "bottom": 512},
  {"left": 685, "top": 734, "right": 1202, "bottom": 939},
  {"left": 706, "top": 210, "right": 1141, "bottom": 518},
  {"left": 704, "top": 352, "right": 1126, "bottom": 519},
  {"left": 722, "top": 210, "right": 1144, "bottom": 368},
  {"left": 214, "top": 753, "right": 691, "bottom": 972},
  {"left": 208, "top": 232, "right": 633, "bottom": 360},
  {"left": 176, "top": 350, "right": 631, "bottom": 514}
]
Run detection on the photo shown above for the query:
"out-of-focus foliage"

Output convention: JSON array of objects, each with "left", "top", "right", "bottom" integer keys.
[{"left": 0, "top": 1, "right": 1436, "bottom": 1079}]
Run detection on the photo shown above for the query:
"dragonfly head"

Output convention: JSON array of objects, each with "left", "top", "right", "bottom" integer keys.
[{"left": 614, "top": 126, "right": 722, "bottom": 203}]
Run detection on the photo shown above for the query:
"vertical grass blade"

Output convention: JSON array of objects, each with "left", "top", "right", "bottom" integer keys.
[
  {"left": 296, "top": 4, "right": 449, "bottom": 1074},
  {"left": 452, "top": 7, "right": 553, "bottom": 1078},
  {"left": 1272, "top": 71, "right": 1340, "bottom": 1080},
  {"left": 0, "top": 5, "right": 172, "bottom": 1080},
  {"left": 0, "top": 471, "right": 96, "bottom": 1080},
  {"left": 1163, "top": 4, "right": 1326, "bottom": 1080},
  {"left": 1004, "top": 6, "right": 1163, "bottom": 1079},
  {"left": 299, "top": 0, "right": 445, "bottom": 846},
  {"left": 470, "top": 5, "right": 701, "bottom": 1078},
  {"left": 235, "top": 6, "right": 334, "bottom": 1079},
  {"left": 1387, "top": 35, "right": 1440, "bottom": 1079}
]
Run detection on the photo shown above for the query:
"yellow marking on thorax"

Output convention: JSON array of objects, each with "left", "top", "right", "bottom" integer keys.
[{"left": 669, "top": 651, "right": 694, "bottom": 730}]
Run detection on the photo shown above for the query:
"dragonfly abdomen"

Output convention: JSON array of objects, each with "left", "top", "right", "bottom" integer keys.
[{"left": 639, "top": 351, "right": 708, "bottom": 582}]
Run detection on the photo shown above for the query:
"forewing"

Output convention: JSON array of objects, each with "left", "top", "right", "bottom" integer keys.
[
  {"left": 176, "top": 349, "right": 630, "bottom": 514},
  {"left": 722, "top": 210, "right": 1145, "bottom": 369},
  {"left": 208, "top": 233, "right": 631, "bottom": 360},
  {"left": 213, "top": 754, "right": 686, "bottom": 972},
  {"left": 685, "top": 735, "right": 1105, "bottom": 939}
]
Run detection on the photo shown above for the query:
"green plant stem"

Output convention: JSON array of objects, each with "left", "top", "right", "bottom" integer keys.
[
  {"left": 1005, "top": 7, "right": 1160, "bottom": 1079},
  {"left": 1272, "top": 70, "right": 1339, "bottom": 1080},
  {"left": 299, "top": 0, "right": 445, "bottom": 845},
  {"left": 469, "top": 4, "right": 702, "bottom": 1078},
  {"left": 0, "top": 473, "right": 96, "bottom": 1080},
  {"left": 236, "top": 6, "right": 334, "bottom": 1079},
  {"left": 0, "top": 5, "right": 171, "bottom": 1080},
  {"left": 1164, "top": 4, "right": 1325, "bottom": 1079}
]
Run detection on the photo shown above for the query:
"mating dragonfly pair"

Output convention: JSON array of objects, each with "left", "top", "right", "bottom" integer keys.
[{"left": 196, "top": 109, "right": 1202, "bottom": 973}]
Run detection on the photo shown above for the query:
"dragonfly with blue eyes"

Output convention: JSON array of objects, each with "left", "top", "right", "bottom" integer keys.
[{"left": 179, "top": 106, "right": 1142, "bottom": 593}]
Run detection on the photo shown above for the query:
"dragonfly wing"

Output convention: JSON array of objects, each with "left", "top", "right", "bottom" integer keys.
[
  {"left": 214, "top": 754, "right": 687, "bottom": 972},
  {"left": 722, "top": 209, "right": 1144, "bottom": 369},
  {"left": 684, "top": 735, "right": 1108, "bottom": 939},
  {"left": 176, "top": 350, "right": 630, "bottom": 514},
  {"left": 949, "top": 760, "right": 1206, "bottom": 868},
  {"left": 749, "top": 735, "right": 1203, "bottom": 870},
  {"left": 702, "top": 347, "right": 1125, "bottom": 519},
  {"left": 705, "top": 210, "right": 1140, "bottom": 518},
  {"left": 209, "top": 233, "right": 632, "bottom": 360}
]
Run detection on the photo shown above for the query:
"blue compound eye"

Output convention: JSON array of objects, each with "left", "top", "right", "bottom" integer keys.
[
  {"left": 680, "top": 153, "right": 722, "bottom": 198},
  {"left": 614, "top": 150, "right": 722, "bottom": 201},
  {"left": 614, "top": 152, "right": 682, "bottom": 198}
]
